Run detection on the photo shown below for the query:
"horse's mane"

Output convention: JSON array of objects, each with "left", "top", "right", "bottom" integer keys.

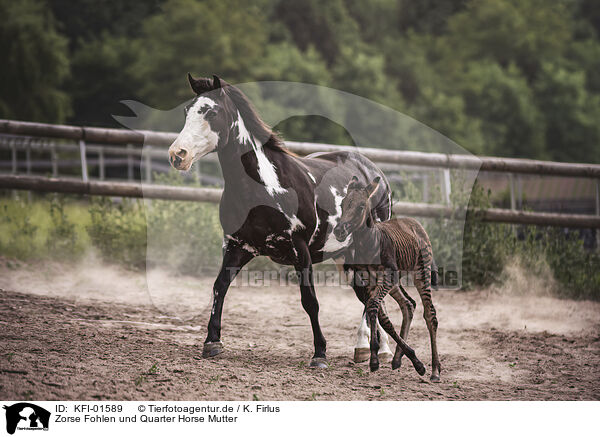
[{"left": 225, "top": 84, "right": 297, "bottom": 156}]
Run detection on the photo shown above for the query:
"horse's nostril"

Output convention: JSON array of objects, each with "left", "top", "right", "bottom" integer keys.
[
  {"left": 177, "top": 148, "right": 188, "bottom": 158},
  {"left": 173, "top": 155, "right": 182, "bottom": 167}
]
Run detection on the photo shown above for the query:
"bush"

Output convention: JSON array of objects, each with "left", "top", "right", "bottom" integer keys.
[
  {"left": 0, "top": 194, "right": 88, "bottom": 260},
  {"left": 87, "top": 197, "right": 147, "bottom": 269}
]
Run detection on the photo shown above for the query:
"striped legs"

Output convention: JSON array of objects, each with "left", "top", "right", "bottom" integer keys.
[
  {"left": 366, "top": 271, "right": 425, "bottom": 375},
  {"left": 351, "top": 272, "right": 392, "bottom": 363},
  {"left": 415, "top": 266, "right": 441, "bottom": 382},
  {"left": 388, "top": 284, "right": 416, "bottom": 370}
]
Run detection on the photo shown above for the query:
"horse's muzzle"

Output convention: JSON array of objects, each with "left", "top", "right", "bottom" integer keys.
[
  {"left": 170, "top": 154, "right": 183, "bottom": 169},
  {"left": 333, "top": 222, "right": 350, "bottom": 242}
]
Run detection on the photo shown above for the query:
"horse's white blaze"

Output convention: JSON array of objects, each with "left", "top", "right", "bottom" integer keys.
[
  {"left": 169, "top": 97, "right": 219, "bottom": 170},
  {"left": 321, "top": 186, "right": 351, "bottom": 253},
  {"left": 233, "top": 111, "right": 286, "bottom": 196}
]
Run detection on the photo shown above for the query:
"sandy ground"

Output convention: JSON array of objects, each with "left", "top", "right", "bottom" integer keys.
[{"left": 0, "top": 258, "right": 599, "bottom": 401}]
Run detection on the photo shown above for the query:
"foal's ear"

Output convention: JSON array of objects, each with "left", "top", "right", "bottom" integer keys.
[
  {"left": 348, "top": 175, "right": 361, "bottom": 190},
  {"left": 365, "top": 176, "right": 381, "bottom": 198}
]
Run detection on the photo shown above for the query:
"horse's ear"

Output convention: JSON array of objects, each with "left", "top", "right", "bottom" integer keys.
[
  {"left": 212, "top": 75, "right": 227, "bottom": 95},
  {"left": 365, "top": 176, "right": 380, "bottom": 198},
  {"left": 187, "top": 73, "right": 214, "bottom": 95}
]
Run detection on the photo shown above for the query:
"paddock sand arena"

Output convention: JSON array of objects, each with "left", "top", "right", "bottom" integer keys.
[{"left": 1, "top": 257, "right": 599, "bottom": 401}]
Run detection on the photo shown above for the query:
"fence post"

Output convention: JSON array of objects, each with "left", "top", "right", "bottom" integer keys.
[
  {"left": 509, "top": 173, "right": 516, "bottom": 210},
  {"left": 50, "top": 141, "right": 58, "bottom": 177},
  {"left": 10, "top": 139, "right": 17, "bottom": 174},
  {"left": 25, "top": 139, "right": 32, "bottom": 175},
  {"left": 440, "top": 168, "right": 451, "bottom": 204},
  {"left": 195, "top": 160, "right": 202, "bottom": 185},
  {"left": 127, "top": 144, "right": 134, "bottom": 181},
  {"left": 596, "top": 179, "right": 600, "bottom": 250},
  {"left": 423, "top": 172, "right": 429, "bottom": 203},
  {"left": 144, "top": 146, "right": 152, "bottom": 184},
  {"left": 517, "top": 174, "right": 523, "bottom": 210},
  {"left": 99, "top": 148, "right": 105, "bottom": 180},
  {"left": 79, "top": 139, "right": 89, "bottom": 182}
]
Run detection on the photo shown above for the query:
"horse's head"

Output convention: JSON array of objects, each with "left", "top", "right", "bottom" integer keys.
[
  {"left": 334, "top": 176, "right": 380, "bottom": 241},
  {"left": 168, "top": 74, "right": 237, "bottom": 171}
]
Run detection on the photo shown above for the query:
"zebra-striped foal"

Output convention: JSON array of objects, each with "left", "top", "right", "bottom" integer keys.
[{"left": 334, "top": 176, "right": 441, "bottom": 381}]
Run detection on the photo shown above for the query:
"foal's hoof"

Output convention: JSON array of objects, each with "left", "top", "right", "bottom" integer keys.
[
  {"left": 391, "top": 356, "right": 402, "bottom": 370},
  {"left": 370, "top": 359, "right": 379, "bottom": 372},
  {"left": 430, "top": 373, "right": 441, "bottom": 383},
  {"left": 309, "top": 357, "right": 328, "bottom": 369},
  {"left": 353, "top": 347, "right": 370, "bottom": 363},
  {"left": 202, "top": 341, "right": 224, "bottom": 358},
  {"left": 413, "top": 360, "right": 426, "bottom": 376}
]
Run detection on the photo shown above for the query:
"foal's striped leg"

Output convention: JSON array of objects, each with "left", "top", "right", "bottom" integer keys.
[
  {"left": 376, "top": 297, "right": 425, "bottom": 376},
  {"left": 366, "top": 274, "right": 425, "bottom": 375},
  {"left": 415, "top": 259, "right": 441, "bottom": 382},
  {"left": 388, "top": 284, "right": 416, "bottom": 370}
]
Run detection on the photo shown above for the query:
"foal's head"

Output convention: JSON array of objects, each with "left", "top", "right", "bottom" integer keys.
[{"left": 333, "top": 176, "right": 380, "bottom": 242}]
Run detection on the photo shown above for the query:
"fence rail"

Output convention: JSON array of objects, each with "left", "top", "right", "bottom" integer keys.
[
  {"left": 1, "top": 174, "right": 599, "bottom": 228},
  {"left": 2, "top": 119, "right": 600, "bottom": 177},
  {"left": 1, "top": 119, "right": 599, "bottom": 230}
]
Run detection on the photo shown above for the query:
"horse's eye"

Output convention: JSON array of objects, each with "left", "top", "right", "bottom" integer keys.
[{"left": 204, "top": 109, "right": 217, "bottom": 119}]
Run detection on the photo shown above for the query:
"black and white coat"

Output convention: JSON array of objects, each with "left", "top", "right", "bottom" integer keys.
[{"left": 168, "top": 75, "right": 393, "bottom": 366}]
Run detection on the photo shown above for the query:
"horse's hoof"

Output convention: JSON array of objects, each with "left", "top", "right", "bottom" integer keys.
[
  {"left": 370, "top": 359, "right": 379, "bottom": 372},
  {"left": 430, "top": 373, "right": 441, "bottom": 383},
  {"left": 202, "top": 341, "right": 224, "bottom": 358},
  {"left": 309, "top": 357, "right": 328, "bottom": 369},
  {"left": 413, "top": 360, "right": 426, "bottom": 376},
  {"left": 391, "top": 357, "right": 402, "bottom": 370},
  {"left": 353, "top": 347, "right": 370, "bottom": 363},
  {"left": 378, "top": 350, "right": 393, "bottom": 362}
]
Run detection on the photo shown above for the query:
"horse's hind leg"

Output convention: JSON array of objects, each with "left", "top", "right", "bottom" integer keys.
[
  {"left": 389, "top": 284, "right": 416, "bottom": 369},
  {"left": 294, "top": 238, "right": 327, "bottom": 368}
]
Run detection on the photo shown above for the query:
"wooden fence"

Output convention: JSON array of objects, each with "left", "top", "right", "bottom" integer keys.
[{"left": 1, "top": 119, "right": 600, "bottom": 229}]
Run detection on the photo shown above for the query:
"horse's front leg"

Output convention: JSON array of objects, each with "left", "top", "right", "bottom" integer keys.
[
  {"left": 203, "top": 242, "right": 255, "bottom": 358},
  {"left": 294, "top": 238, "right": 327, "bottom": 368}
]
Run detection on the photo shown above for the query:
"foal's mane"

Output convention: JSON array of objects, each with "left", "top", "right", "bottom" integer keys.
[{"left": 225, "top": 84, "right": 297, "bottom": 156}]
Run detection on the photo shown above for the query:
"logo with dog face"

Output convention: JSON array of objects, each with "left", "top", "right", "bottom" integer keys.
[{"left": 3, "top": 403, "right": 50, "bottom": 434}]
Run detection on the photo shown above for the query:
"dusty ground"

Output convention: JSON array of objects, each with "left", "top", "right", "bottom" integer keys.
[{"left": 0, "top": 259, "right": 599, "bottom": 401}]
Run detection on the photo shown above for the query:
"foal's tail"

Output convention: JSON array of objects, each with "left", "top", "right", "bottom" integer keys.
[{"left": 431, "top": 258, "right": 439, "bottom": 289}]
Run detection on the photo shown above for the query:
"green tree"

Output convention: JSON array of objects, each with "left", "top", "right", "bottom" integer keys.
[
  {"left": 0, "top": 0, "right": 70, "bottom": 122},
  {"left": 68, "top": 34, "right": 141, "bottom": 126},
  {"left": 459, "top": 62, "right": 545, "bottom": 158},
  {"left": 534, "top": 62, "right": 600, "bottom": 163},
  {"left": 133, "top": 0, "right": 269, "bottom": 108}
]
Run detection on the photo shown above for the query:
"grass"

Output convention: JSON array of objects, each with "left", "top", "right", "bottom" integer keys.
[{"left": 0, "top": 184, "right": 599, "bottom": 300}]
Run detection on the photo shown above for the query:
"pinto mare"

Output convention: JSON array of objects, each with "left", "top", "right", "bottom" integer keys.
[{"left": 168, "top": 75, "right": 393, "bottom": 367}]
